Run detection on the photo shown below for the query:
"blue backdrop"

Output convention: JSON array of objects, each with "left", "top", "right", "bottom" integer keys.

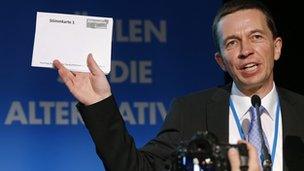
[{"left": 0, "top": 0, "right": 224, "bottom": 170}]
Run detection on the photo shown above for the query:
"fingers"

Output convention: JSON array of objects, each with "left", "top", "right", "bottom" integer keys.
[
  {"left": 53, "top": 59, "right": 64, "bottom": 70},
  {"left": 237, "top": 140, "right": 260, "bottom": 171},
  {"left": 87, "top": 54, "right": 103, "bottom": 76},
  {"left": 53, "top": 60, "right": 75, "bottom": 88},
  {"left": 244, "top": 142, "right": 260, "bottom": 171},
  {"left": 228, "top": 147, "right": 240, "bottom": 171},
  {"left": 228, "top": 140, "right": 260, "bottom": 171}
]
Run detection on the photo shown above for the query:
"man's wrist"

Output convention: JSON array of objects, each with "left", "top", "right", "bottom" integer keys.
[{"left": 84, "top": 92, "right": 112, "bottom": 106}]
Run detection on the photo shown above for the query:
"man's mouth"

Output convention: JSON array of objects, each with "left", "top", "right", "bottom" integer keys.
[{"left": 242, "top": 63, "right": 258, "bottom": 72}]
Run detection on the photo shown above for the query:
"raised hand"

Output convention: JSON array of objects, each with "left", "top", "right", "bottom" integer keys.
[{"left": 53, "top": 54, "right": 112, "bottom": 105}]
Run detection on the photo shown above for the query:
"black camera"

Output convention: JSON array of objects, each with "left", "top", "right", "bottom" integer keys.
[{"left": 171, "top": 131, "right": 248, "bottom": 171}]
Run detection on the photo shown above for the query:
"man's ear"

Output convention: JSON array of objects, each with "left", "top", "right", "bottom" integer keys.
[
  {"left": 215, "top": 52, "right": 227, "bottom": 71},
  {"left": 274, "top": 37, "right": 283, "bottom": 61}
]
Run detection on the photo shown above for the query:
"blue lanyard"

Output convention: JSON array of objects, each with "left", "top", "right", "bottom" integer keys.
[{"left": 229, "top": 98, "right": 280, "bottom": 165}]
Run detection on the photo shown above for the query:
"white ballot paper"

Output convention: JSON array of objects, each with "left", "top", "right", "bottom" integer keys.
[{"left": 32, "top": 12, "right": 113, "bottom": 74}]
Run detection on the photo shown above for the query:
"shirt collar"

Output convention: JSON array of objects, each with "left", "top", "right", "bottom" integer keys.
[
  {"left": 230, "top": 82, "right": 278, "bottom": 120},
  {"left": 261, "top": 83, "right": 278, "bottom": 120}
]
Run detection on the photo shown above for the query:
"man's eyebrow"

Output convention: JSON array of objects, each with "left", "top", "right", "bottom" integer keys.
[
  {"left": 222, "top": 29, "right": 266, "bottom": 44},
  {"left": 249, "top": 29, "right": 266, "bottom": 35},
  {"left": 223, "top": 35, "right": 240, "bottom": 45}
]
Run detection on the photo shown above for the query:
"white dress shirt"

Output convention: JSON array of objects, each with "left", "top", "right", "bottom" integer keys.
[{"left": 229, "top": 82, "right": 282, "bottom": 171}]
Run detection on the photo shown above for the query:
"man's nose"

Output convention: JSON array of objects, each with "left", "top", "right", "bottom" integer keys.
[{"left": 238, "top": 39, "right": 254, "bottom": 59}]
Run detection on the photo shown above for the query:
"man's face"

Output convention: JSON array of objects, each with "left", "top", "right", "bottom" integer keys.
[{"left": 215, "top": 9, "right": 282, "bottom": 91}]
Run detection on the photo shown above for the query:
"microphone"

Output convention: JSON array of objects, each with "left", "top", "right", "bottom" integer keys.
[{"left": 251, "top": 95, "right": 272, "bottom": 171}]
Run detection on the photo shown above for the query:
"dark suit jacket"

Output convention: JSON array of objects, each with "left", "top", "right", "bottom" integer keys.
[{"left": 77, "top": 85, "right": 304, "bottom": 171}]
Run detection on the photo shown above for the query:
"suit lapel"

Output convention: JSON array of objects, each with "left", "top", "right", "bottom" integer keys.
[
  {"left": 278, "top": 88, "right": 304, "bottom": 170},
  {"left": 278, "top": 88, "right": 299, "bottom": 140},
  {"left": 206, "top": 85, "right": 231, "bottom": 143}
]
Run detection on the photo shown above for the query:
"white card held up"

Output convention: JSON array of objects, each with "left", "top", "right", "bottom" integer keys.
[{"left": 31, "top": 12, "right": 113, "bottom": 74}]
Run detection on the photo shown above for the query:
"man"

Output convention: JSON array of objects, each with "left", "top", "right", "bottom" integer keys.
[{"left": 53, "top": 0, "right": 304, "bottom": 170}]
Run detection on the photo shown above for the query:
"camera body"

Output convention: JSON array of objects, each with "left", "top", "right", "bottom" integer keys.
[{"left": 171, "top": 131, "right": 248, "bottom": 171}]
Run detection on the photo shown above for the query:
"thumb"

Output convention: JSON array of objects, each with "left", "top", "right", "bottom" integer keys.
[
  {"left": 87, "top": 53, "right": 103, "bottom": 75},
  {"left": 228, "top": 147, "right": 241, "bottom": 171}
]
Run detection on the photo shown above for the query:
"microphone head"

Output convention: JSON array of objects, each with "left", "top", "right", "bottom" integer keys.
[{"left": 251, "top": 95, "right": 261, "bottom": 107}]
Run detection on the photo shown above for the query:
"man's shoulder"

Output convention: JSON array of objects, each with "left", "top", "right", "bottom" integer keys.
[
  {"left": 174, "top": 84, "right": 231, "bottom": 104},
  {"left": 278, "top": 87, "right": 304, "bottom": 105}
]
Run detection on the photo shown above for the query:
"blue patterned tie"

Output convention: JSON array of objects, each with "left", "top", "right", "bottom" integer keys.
[{"left": 248, "top": 106, "right": 263, "bottom": 161}]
